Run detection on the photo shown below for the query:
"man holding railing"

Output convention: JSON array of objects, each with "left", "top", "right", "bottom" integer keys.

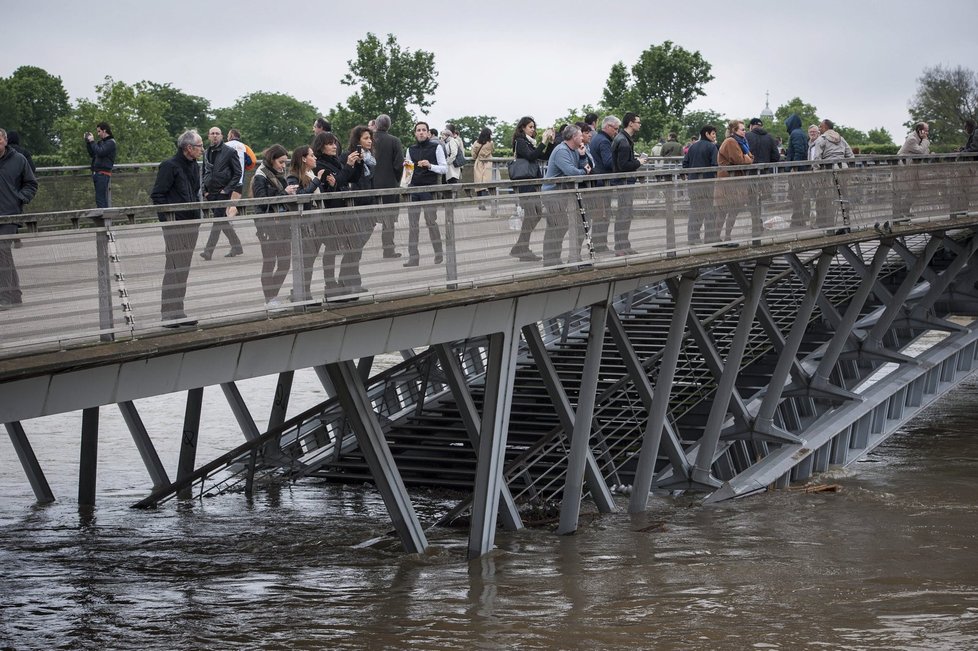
[{"left": 0, "top": 128, "right": 37, "bottom": 310}]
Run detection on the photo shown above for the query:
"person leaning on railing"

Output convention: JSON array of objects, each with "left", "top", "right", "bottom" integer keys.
[{"left": 251, "top": 144, "right": 298, "bottom": 310}]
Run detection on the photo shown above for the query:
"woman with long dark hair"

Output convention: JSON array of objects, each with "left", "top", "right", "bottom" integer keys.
[
  {"left": 250, "top": 144, "right": 298, "bottom": 309},
  {"left": 302, "top": 132, "right": 361, "bottom": 300},
  {"left": 509, "top": 116, "right": 554, "bottom": 261},
  {"left": 335, "top": 125, "right": 378, "bottom": 294}
]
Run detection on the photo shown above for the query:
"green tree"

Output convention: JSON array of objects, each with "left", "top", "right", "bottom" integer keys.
[
  {"left": 601, "top": 62, "right": 637, "bottom": 122},
  {"left": 142, "top": 82, "right": 212, "bottom": 138},
  {"left": 213, "top": 91, "right": 320, "bottom": 153},
  {"left": 444, "top": 115, "right": 498, "bottom": 149},
  {"left": 2, "top": 66, "right": 70, "bottom": 155},
  {"left": 907, "top": 64, "right": 978, "bottom": 144},
  {"left": 600, "top": 43, "right": 713, "bottom": 141},
  {"left": 0, "top": 80, "right": 21, "bottom": 133},
  {"left": 835, "top": 125, "right": 869, "bottom": 146},
  {"left": 867, "top": 127, "right": 894, "bottom": 145},
  {"left": 335, "top": 32, "right": 438, "bottom": 142},
  {"left": 54, "top": 76, "right": 172, "bottom": 165},
  {"left": 675, "top": 109, "right": 726, "bottom": 140}
]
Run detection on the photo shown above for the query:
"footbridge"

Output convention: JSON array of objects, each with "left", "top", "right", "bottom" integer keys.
[{"left": 3, "top": 155, "right": 977, "bottom": 558}]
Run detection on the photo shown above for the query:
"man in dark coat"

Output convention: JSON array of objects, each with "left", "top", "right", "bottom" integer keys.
[
  {"left": 785, "top": 114, "right": 811, "bottom": 227},
  {"left": 745, "top": 118, "right": 782, "bottom": 235},
  {"left": 371, "top": 114, "right": 405, "bottom": 258},
  {"left": 682, "top": 125, "right": 719, "bottom": 244},
  {"left": 85, "top": 122, "right": 116, "bottom": 208},
  {"left": 151, "top": 130, "right": 204, "bottom": 326},
  {"left": 0, "top": 128, "right": 38, "bottom": 309},
  {"left": 199, "top": 126, "right": 243, "bottom": 260},
  {"left": 610, "top": 112, "right": 646, "bottom": 255}
]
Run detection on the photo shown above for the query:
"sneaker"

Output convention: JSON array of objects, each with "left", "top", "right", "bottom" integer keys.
[
  {"left": 265, "top": 298, "right": 286, "bottom": 312},
  {"left": 225, "top": 248, "right": 244, "bottom": 257}
]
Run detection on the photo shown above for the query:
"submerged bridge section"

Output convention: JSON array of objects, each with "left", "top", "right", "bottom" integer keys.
[{"left": 2, "top": 155, "right": 978, "bottom": 558}]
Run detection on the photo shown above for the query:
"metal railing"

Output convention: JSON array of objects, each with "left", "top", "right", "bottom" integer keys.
[{"left": 2, "top": 155, "right": 976, "bottom": 358}]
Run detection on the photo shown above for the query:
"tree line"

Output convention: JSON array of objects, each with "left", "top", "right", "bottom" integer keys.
[{"left": 2, "top": 35, "right": 975, "bottom": 167}]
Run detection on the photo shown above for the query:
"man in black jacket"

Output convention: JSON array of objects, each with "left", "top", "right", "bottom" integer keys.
[
  {"left": 372, "top": 114, "right": 405, "bottom": 258},
  {"left": 152, "top": 130, "right": 204, "bottom": 326},
  {"left": 199, "top": 127, "right": 243, "bottom": 260},
  {"left": 611, "top": 112, "right": 646, "bottom": 255},
  {"left": 745, "top": 118, "right": 781, "bottom": 236},
  {"left": 0, "top": 128, "right": 38, "bottom": 309},
  {"left": 682, "top": 125, "right": 719, "bottom": 244},
  {"left": 85, "top": 122, "right": 116, "bottom": 208}
]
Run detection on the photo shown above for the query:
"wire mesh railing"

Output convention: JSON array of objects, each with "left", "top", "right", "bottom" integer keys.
[{"left": 2, "top": 156, "right": 976, "bottom": 358}]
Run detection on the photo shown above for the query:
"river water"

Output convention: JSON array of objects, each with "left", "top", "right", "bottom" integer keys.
[{"left": 2, "top": 369, "right": 977, "bottom": 650}]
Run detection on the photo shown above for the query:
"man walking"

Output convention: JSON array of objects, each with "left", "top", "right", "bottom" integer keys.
[
  {"left": 681, "top": 125, "right": 719, "bottom": 244},
  {"left": 199, "top": 127, "right": 243, "bottom": 260},
  {"left": 811, "top": 119, "right": 854, "bottom": 229},
  {"left": 402, "top": 122, "right": 446, "bottom": 267},
  {"left": 0, "top": 128, "right": 38, "bottom": 310},
  {"left": 372, "top": 114, "right": 405, "bottom": 259},
  {"left": 85, "top": 122, "right": 116, "bottom": 208},
  {"left": 152, "top": 130, "right": 204, "bottom": 327},
  {"left": 611, "top": 112, "right": 646, "bottom": 255}
]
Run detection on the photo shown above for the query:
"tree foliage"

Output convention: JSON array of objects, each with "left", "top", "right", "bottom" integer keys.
[
  {"left": 213, "top": 92, "right": 320, "bottom": 153},
  {"left": 335, "top": 33, "right": 438, "bottom": 143},
  {"left": 907, "top": 64, "right": 978, "bottom": 144},
  {"left": 444, "top": 115, "right": 499, "bottom": 149},
  {"left": 673, "top": 109, "right": 726, "bottom": 141},
  {"left": 867, "top": 127, "right": 894, "bottom": 145},
  {"left": 142, "top": 82, "right": 212, "bottom": 138},
  {"left": 1, "top": 66, "right": 71, "bottom": 155},
  {"left": 54, "top": 76, "right": 172, "bottom": 165}
]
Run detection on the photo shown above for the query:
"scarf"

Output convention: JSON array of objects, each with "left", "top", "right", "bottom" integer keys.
[
  {"left": 362, "top": 150, "right": 376, "bottom": 178},
  {"left": 734, "top": 133, "right": 751, "bottom": 155},
  {"left": 254, "top": 163, "right": 285, "bottom": 191}
]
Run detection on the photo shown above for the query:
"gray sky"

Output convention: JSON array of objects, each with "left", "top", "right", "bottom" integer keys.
[{"left": 5, "top": 0, "right": 976, "bottom": 143}]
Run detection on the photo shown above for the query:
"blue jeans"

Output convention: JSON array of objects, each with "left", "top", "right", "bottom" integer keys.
[{"left": 93, "top": 172, "right": 111, "bottom": 208}]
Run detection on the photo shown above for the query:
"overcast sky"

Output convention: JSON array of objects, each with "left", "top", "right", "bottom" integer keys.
[{"left": 6, "top": 0, "right": 976, "bottom": 143}]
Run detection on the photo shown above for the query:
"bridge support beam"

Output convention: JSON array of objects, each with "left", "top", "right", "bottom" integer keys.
[
  {"left": 118, "top": 401, "right": 171, "bottom": 490},
  {"left": 469, "top": 325, "right": 521, "bottom": 558},
  {"left": 177, "top": 387, "right": 203, "bottom": 500},
  {"left": 558, "top": 300, "right": 611, "bottom": 535},
  {"left": 268, "top": 371, "right": 294, "bottom": 430},
  {"left": 433, "top": 343, "right": 523, "bottom": 532},
  {"left": 690, "top": 260, "right": 770, "bottom": 490},
  {"left": 5, "top": 422, "right": 55, "bottom": 503},
  {"left": 326, "top": 360, "right": 427, "bottom": 554},
  {"left": 522, "top": 325, "right": 616, "bottom": 515},
  {"left": 628, "top": 272, "right": 695, "bottom": 512},
  {"left": 78, "top": 406, "right": 99, "bottom": 507},
  {"left": 221, "top": 382, "right": 261, "bottom": 442}
]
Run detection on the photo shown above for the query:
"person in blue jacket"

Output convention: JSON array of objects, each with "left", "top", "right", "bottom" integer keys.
[{"left": 785, "top": 114, "right": 811, "bottom": 227}]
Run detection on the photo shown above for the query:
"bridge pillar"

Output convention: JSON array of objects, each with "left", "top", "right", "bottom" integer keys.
[
  {"left": 469, "top": 325, "right": 521, "bottom": 559},
  {"left": 522, "top": 324, "right": 616, "bottom": 514},
  {"left": 628, "top": 273, "right": 695, "bottom": 512},
  {"left": 5, "top": 422, "right": 55, "bottom": 503},
  {"left": 118, "top": 401, "right": 171, "bottom": 490},
  {"left": 690, "top": 260, "right": 770, "bottom": 490},
  {"left": 557, "top": 300, "right": 611, "bottom": 535},
  {"left": 78, "top": 406, "right": 99, "bottom": 507},
  {"left": 177, "top": 387, "right": 203, "bottom": 500},
  {"left": 325, "top": 360, "right": 427, "bottom": 554},
  {"left": 433, "top": 343, "right": 523, "bottom": 532}
]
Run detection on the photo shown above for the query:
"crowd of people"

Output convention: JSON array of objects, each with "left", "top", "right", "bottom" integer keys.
[{"left": 1, "top": 111, "right": 977, "bottom": 322}]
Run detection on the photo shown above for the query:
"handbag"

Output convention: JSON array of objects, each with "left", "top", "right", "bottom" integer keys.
[{"left": 507, "top": 157, "right": 540, "bottom": 180}]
